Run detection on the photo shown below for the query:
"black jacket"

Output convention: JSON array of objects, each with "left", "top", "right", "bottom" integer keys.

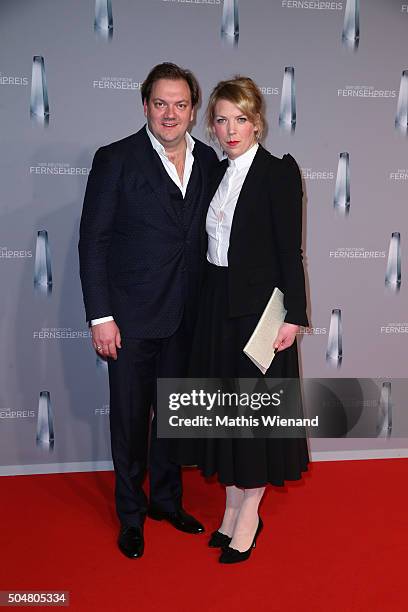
[
  {"left": 208, "top": 145, "right": 308, "bottom": 326},
  {"left": 79, "top": 126, "right": 218, "bottom": 337}
]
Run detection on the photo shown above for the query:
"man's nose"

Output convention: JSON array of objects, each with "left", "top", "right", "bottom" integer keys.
[{"left": 164, "top": 105, "right": 176, "bottom": 117}]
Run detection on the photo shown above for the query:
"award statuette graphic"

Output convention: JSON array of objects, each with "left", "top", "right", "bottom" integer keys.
[
  {"left": 221, "top": 0, "right": 239, "bottom": 47},
  {"left": 395, "top": 70, "right": 408, "bottom": 134},
  {"left": 34, "top": 230, "right": 52, "bottom": 296},
  {"left": 36, "top": 391, "right": 55, "bottom": 451},
  {"left": 94, "top": 0, "right": 113, "bottom": 40},
  {"left": 385, "top": 232, "right": 401, "bottom": 292},
  {"left": 376, "top": 382, "right": 392, "bottom": 439},
  {"left": 334, "top": 152, "right": 350, "bottom": 216},
  {"left": 279, "top": 67, "right": 296, "bottom": 133},
  {"left": 342, "top": 0, "right": 359, "bottom": 51},
  {"left": 30, "top": 56, "right": 49, "bottom": 126},
  {"left": 326, "top": 309, "right": 343, "bottom": 368}
]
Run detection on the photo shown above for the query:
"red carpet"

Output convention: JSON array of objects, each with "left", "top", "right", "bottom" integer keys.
[{"left": 1, "top": 459, "right": 407, "bottom": 611}]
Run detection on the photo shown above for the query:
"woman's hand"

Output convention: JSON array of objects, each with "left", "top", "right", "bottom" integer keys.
[{"left": 274, "top": 322, "right": 299, "bottom": 352}]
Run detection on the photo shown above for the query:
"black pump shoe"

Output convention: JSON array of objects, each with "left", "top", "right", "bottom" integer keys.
[
  {"left": 219, "top": 517, "right": 263, "bottom": 564},
  {"left": 208, "top": 530, "right": 232, "bottom": 548}
]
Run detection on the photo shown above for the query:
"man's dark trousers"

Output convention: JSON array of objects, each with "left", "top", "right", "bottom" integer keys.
[{"left": 108, "top": 315, "right": 190, "bottom": 529}]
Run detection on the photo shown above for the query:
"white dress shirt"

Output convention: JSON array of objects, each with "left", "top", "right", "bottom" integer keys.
[
  {"left": 206, "top": 143, "right": 258, "bottom": 267},
  {"left": 91, "top": 126, "right": 196, "bottom": 326},
  {"left": 145, "top": 125, "right": 195, "bottom": 198}
]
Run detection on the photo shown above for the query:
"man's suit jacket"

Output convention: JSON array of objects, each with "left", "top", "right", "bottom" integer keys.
[
  {"left": 79, "top": 126, "right": 218, "bottom": 338},
  {"left": 207, "top": 144, "right": 308, "bottom": 327}
]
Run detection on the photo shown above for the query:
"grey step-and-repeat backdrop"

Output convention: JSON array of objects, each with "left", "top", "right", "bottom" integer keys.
[{"left": 1, "top": 0, "right": 407, "bottom": 475}]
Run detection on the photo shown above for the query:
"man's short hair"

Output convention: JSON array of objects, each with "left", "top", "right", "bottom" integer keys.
[{"left": 141, "top": 62, "right": 200, "bottom": 107}]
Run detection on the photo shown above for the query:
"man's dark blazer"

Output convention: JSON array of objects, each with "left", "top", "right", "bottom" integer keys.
[
  {"left": 79, "top": 126, "right": 218, "bottom": 338},
  {"left": 208, "top": 144, "right": 308, "bottom": 327}
]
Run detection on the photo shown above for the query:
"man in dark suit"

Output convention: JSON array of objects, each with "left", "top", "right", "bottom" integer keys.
[{"left": 79, "top": 63, "right": 218, "bottom": 559}]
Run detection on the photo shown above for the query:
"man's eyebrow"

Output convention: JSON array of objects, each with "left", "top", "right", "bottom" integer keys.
[{"left": 152, "top": 97, "right": 189, "bottom": 103}]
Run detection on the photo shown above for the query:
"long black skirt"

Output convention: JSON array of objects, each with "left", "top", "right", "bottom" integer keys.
[{"left": 175, "top": 263, "right": 309, "bottom": 488}]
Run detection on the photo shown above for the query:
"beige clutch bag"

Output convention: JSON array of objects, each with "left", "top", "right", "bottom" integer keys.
[{"left": 243, "top": 288, "right": 286, "bottom": 375}]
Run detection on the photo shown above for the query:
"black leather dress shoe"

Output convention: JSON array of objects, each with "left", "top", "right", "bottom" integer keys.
[
  {"left": 208, "top": 530, "right": 232, "bottom": 548},
  {"left": 148, "top": 507, "right": 205, "bottom": 534},
  {"left": 118, "top": 526, "right": 144, "bottom": 559}
]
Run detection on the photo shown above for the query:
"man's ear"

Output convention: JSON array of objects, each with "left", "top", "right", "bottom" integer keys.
[{"left": 143, "top": 100, "right": 148, "bottom": 117}]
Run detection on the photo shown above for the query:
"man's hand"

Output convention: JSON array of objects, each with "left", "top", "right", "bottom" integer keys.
[
  {"left": 91, "top": 320, "right": 122, "bottom": 360},
  {"left": 274, "top": 322, "right": 299, "bottom": 352}
]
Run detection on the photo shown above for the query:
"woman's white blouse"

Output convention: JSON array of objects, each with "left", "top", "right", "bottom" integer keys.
[{"left": 206, "top": 144, "right": 259, "bottom": 267}]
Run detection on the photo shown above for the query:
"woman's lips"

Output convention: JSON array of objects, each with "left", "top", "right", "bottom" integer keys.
[{"left": 226, "top": 141, "right": 240, "bottom": 146}]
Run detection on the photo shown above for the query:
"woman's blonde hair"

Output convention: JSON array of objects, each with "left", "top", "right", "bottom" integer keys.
[{"left": 206, "top": 76, "right": 266, "bottom": 141}]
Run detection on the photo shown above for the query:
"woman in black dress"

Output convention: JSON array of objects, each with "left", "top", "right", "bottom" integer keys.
[{"left": 187, "top": 76, "right": 309, "bottom": 563}]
